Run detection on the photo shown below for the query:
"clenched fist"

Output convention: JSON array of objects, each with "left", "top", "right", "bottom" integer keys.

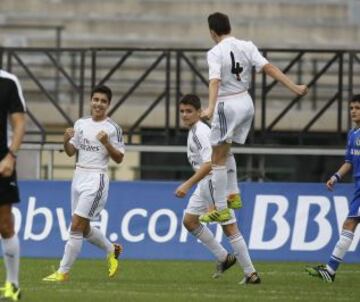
[
  {"left": 96, "top": 130, "right": 109, "bottom": 145},
  {"left": 64, "top": 128, "right": 75, "bottom": 143}
]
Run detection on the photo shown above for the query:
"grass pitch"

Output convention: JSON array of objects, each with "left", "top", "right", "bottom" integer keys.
[{"left": 1, "top": 259, "right": 358, "bottom": 302}]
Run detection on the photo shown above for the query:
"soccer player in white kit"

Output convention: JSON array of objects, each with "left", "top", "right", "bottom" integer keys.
[
  {"left": 200, "top": 12, "right": 308, "bottom": 222},
  {"left": 43, "top": 85, "right": 125, "bottom": 282},
  {"left": 175, "top": 94, "right": 260, "bottom": 284}
]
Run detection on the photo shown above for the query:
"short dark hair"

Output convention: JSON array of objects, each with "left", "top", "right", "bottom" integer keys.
[
  {"left": 179, "top": 94, "right": 201, "bottom": 110},
  {"left": 350, "top": 94, "right": 360, "bottom": 103},
  {"left": 208, "top": 12, "right": 231, "bottom": 36},
  {"left": 91, "top": 85, "right": 112, "bottom": 103}
]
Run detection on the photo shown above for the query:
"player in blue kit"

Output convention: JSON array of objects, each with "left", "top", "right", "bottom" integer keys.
[{"left": 305, "top": 94, "right": 360, "bottom": 283}]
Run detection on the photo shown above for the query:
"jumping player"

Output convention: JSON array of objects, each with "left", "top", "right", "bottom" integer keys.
[{"left": 200, "top": 12, "right": 308, "bottom": 223}]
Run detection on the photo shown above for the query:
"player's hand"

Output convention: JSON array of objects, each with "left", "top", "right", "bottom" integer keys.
[
  {"left": 175, "top": 183, "right": 191, "bottom": 198},
  {"left": 96, "top": 130, "right": 109, "bottom": 145},
  {"left": 200, "top": 107, "right": 214, "bottom": 120},
  {"left": 326, "top": 178, "right": 336, "bottom": 191},
  {"left": 294, "top": 85, "right": 308, "bottom": 96},
  {"left": 64, "top": 128, "right": 75, "bottom": 143},
  {"left": 0, "top": 154, "right": 15, "bottom": 177}
]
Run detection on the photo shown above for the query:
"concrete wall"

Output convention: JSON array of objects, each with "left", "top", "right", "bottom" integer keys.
[{"left": 0, "top": 0, "right": 358, "bottom": 48}]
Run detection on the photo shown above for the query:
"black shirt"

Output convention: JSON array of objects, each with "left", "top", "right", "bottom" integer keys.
[{"left": 0, "top": 70, "right": 26, "bottom": 158}]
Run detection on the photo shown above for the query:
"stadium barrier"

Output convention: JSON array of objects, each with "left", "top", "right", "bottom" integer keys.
[{"left": 9, "top": 180, "right": 360, "bottom": 262}]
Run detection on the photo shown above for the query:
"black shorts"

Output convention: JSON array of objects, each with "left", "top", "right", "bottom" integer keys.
[{"left": 0, "top": 170, "right": 20, "bottom": 205}]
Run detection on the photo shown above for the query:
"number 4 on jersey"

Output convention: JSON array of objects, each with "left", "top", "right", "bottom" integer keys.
[{"left": 230, "top": 51, "right": 243, "bottom": 81}]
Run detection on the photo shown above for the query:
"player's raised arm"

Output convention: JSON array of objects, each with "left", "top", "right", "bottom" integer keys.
[
  {"left": 262, "top": 63, "right": 308, "bottom": 96},
  {"left": 96, "top": 130, "right": 124, "bottom": 164},
  {"left": 63, "top": 127, "right": 77, "bottom": 157}
]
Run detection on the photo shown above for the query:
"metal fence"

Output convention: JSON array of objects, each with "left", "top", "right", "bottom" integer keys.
[{"left": 1, "top": 47, "right": 359, "bottom": 146}]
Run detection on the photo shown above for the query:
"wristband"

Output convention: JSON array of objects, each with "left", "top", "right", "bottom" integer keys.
[
  {"left": 8, "top": 150, "right": 17, "bottom": 159},
  {"left": 332, "top": 172, "right": 341, "bottom": 183}
]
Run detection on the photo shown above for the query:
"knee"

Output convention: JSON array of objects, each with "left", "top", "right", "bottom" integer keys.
[
  {"left": 183, "top": 218, "right": 199, "bottom": 232},
  {"left": 70, "top": 222, "right": 86, "bottom": 234},
  {"left": 342, "top": 219, "right": 358, "bottom": 232},
  {"left": 70, "top": 224, "right": 84, "bottom": 234},
  {"left": 0, "top": 219, "right": 14, "bottom": 238},
  {"left": 222, "top": 223, "right": 239, "bottom": 237}
]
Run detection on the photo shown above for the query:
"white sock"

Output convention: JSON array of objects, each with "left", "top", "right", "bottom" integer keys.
[
  {"left": 85, "top": 226, "right": 113, "bottom": 254},
  {"left": 228, "top": 232, "right": 255, "bottom": 275},
  {"left": 326, "top": 230, "right": 354, "bottom": 274},
  {"left": 212, "top": 165, "right": 227, "bottom": 210},
  {"left": 191, "top": 224, "right": 227, "bottom": 261},
  {"left": 1, "top": 234, "right": 20, "bottom": 287},
  {"left": 226, "top": 153, "right": 239, "bottom": 195},
  {"left": 59, "top": 231, "right": 83, "bottom": 274}
]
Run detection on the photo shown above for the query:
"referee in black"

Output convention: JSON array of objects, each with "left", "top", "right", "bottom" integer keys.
[{"left": 0, "top": 69, "right": 26, "bottom": 301}]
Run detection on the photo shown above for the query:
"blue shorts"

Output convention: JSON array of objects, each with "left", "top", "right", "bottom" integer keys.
[{"left": 349, "top": 178, "right": 360, "bottom": 218}]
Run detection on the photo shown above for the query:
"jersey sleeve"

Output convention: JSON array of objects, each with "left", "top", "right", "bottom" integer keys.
[
  {"left": 8, "top": 76, "right": 26, "bottom": 114},
  {"left": 109, "top": 124, "right": 125, "bottom": 154},
  {"left": 207, "top": 49, "right": 222, "bottom": 80},
  {"left": 69, "top": 120, "right": 80, "bottom": 149},
  {"left": 248, "top": 41, "right": 269, "bottom": 73},
  {"left": 195, "top": 127, "right": 211, "bottom": 163}
]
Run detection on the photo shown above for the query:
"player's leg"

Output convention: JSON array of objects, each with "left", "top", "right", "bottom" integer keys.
[
  {"left": 184, "top": 185, "right": 232, "bottom": 269},
  {"left": 0, "top": 171, "right": 21, "bottom": 300},
  {"left": 59, "top": 214, "right": 88, "bottom": 274},
  {"left": 212, "top": 142, "right": 231, "bottom": 211},
  {"left": 183, "top": 213, "right": 228, "bottom": 260},
  {"left": 0, "top": 204, "right": 21, "bottom": 300},
  {"left": 83, "top": 174, "right": 115, "bottom": 256},
  {"left": 327, "top": 218, "right": 358, "bottom": 274},
  {"left": 84, "top": 225, "right": 122, "bottom": 278},
  {"left": 306, "top": 191, "right": 360, "bottom": 282},
  {"left": 199, "top": 143, "right": 231, "bottom": 222},
  {"left": 226, "top": 94, "right": 254, "bottom": 211},
  {"left": 222, "top": 222, "right": 260, "bottom": 284},
  {"left": 306, "top": 217, "right": 358, "bottom": 283},
  {"left": 226, "top": 152, "right": 242, "bottom": 209},
  {"left": 43, "top": 170, "right": 97, "bottom": 281},
  {"left": 80, "top": 172, "right": 120, "bottom": 277},
  {"left": 42, "top": 213, "right": 87, "bottom": 282}
]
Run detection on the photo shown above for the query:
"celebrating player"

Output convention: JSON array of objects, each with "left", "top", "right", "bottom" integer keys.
[
  {"left": 43, "top": 85, "right": 124, "bottom": 282},
  {"left": 305, "top": 94, "right": 360, "bottom": 283},
  {"left": 200, "top": 12, "right": 308, "bottom": 223},
  {"left": 175, "top": 94, "right": 260, "bottom": 284}
]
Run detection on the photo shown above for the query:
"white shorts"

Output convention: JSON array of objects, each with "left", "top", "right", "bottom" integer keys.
[
  {"left": 210, "top": 91, "right": 254, "bottom": 146},
  {"left": 71, "top": 168, "right": 109, "bottom": 220},
  {"left": 185, "top": 176, "right": 236, "bottom": 225}
]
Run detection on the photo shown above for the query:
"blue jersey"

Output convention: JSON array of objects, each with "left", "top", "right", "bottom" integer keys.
[{"left": 345, "top": 127, "right": 360, "bottom": 178}]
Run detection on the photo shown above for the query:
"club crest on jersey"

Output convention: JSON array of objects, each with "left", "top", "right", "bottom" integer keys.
[{"left": 356, "top": 138, "right": 360, "bottom": 146}]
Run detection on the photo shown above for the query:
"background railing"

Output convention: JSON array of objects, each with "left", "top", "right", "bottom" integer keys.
[{"left": 1, "top": 47, "right": 359, "bottom": 147}]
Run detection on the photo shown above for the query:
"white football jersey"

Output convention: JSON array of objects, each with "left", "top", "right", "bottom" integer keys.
[
  {"left": 207, "top": 37, "right": 268, "bottom": 96},
  {"left": 187, "top": 120, "right": 212, "bottom": 171},
  {"left": 70, "top": 116, "right": 125, "bottom": 170}
]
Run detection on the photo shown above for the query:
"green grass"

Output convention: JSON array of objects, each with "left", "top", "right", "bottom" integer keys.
[{"left": 1, "top": 259, "right": 359, "bottom": 302}]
